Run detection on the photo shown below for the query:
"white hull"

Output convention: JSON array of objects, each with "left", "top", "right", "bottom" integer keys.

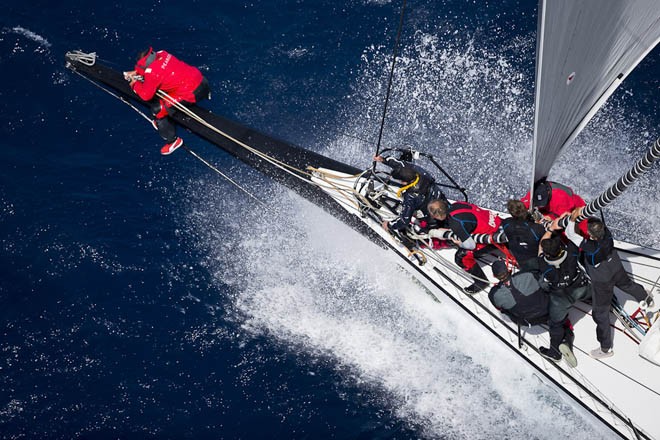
[{"left": 312, "top": 167, "right": 660, "bottom": 440}]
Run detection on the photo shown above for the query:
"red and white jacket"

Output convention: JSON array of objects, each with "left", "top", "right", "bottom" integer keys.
[
  {"left": 521, "top": 181, "right": 585, "bottom": 219},
  {"left": 132, "top": 49, "right": 203, "bottom": 107}
]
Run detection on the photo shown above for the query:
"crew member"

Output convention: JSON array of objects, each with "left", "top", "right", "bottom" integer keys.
[
  {"left": 427, "top": 199, "right": 501, "bottom": 294},
  {"left": 537, "top": 231, "right": 591, "bottom": 367},
  {"left": 561, "top": 207, "right": 654, "bottom": 359},
  {"left": 499, "top": 199, "right": 546, "bottom": 270},
  {"left": 124, "top": 48, "right": 210, "bottom": 155},
  {"left": 374, "top": 154, "right": 446, "bottom": 234},
  {"left": 488, "top": 260, "right": 549, "bottom": 326},
  {"left": 522, "top": 179, "right": 586, "bottom": 225}
]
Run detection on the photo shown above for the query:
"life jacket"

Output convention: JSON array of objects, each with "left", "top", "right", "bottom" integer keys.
[
  {"left": 541, "top": 242, "right": 586, "bottom": 290},
  {"left": 580, "top": 226, "right": 615, "bottom": 267},
  {"left": 132, "top": 49, "right": 204, "bottom": 104},
  {"left": 489, "top": 271, "right": 549, "bottom": 325},
  {"left": 501, "top": 217, "right": 544, "bottom": 263},
  {"left": 521, "top": 181, "right": 585, "bottom": 219},
  {"left": 449, "top": 202, "right": 501, "bottom": 235},
  {"left": 395, "top": 163, "right": 434, "bottom": 197}
]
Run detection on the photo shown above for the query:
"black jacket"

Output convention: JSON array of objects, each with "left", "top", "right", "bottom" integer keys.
[
  {"left": 384, "top": 156, "right": 445, "bottom": 232},
  {"left": 501, "top": 217, "right": 546, "bottom": 266},
  {"left": 489, "top": 270, "right": 549, "bottom": 325}
]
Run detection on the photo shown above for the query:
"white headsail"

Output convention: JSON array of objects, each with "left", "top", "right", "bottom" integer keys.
[{"left": 532, "top": 0, "right": 660, "bottom": 185}]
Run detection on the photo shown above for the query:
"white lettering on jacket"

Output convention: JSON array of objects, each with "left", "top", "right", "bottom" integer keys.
[
  {"left": 161, "top": 53, "right": 172, "bottom": 70},
  {"left": 488, "top": 210, "right": 497, "bottom": 228}
]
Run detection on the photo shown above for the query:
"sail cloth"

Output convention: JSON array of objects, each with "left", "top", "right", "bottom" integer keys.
[
  {"left": 532, "top": 0, "right": 660, "bottom": 183},
  {"left": 640, "top": 319, "right": 660, "bottom": 366}
]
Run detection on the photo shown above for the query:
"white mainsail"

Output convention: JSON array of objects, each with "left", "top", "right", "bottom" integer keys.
[{"left": 532, "top": 0, "right": 660, "bottom": 185}]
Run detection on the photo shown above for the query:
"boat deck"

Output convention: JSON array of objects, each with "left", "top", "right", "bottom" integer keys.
[{"left": 313, "top": 168, "right": 660, "bottom": 440}]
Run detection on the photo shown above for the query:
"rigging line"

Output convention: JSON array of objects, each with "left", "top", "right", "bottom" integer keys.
[
  {"left": 70, "top": 63, "right": 379, "bottom": 214},
  {"left": 316, "top": 171, "right": 400, "bottom": 215},
  {"left": 159, "top": 91, "right": 384, "bottom": 211},
  {"left": 68, "top": 68, "right": 265, "bottom": 205},
  {"left": 69, "top": 68, "right": 153, "bottom": 124},
  {"left": 157, "top": 91, "right": 317, "bottom": 184},
  {"left": 182, "top": 146, "right": 267, "bottom": 206},
  {"left": 373, "top": 0, "right": 407, "bottom": 159},
  {"left": 68, "top": 52, "right": 431, "bottom": 214},
  {"left": 582, "top": 137, "right": 660, "bottom": 217},
  {"left": 308, "top": 167, "right": 397, "bottom": 212}
]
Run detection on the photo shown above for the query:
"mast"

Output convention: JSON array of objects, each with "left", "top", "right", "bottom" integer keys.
[
  {"left": 529, "top": 0, "right": 547, "bottom": 209},
  {"left": 530, "top": 0, "right": 660, "bottom": 189}
]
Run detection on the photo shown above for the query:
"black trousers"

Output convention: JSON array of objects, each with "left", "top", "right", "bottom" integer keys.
[
  {"left": 153, "top": 77, "right": 211, "bottom": 143},
  {"left": 590, "top": 261, "right": 647, "bottom": 350},
  {"left": 455, "top": 245, "right": 493, "bottom": 288},
  {"left": 548, "top": 275, "right": 591, "bottom": 351}
]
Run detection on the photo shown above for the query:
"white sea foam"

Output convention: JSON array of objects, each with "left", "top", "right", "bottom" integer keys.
[
  {"left": 10, "top": 26, "right": 51, "bottom": 48},
  {"left": 186, "top": 184, "right": 614, "bottom": 438}
]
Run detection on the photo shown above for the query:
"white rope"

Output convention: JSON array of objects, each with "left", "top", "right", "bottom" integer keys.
[
  {"left": 65, "top": 50, "right": 97, "bottom": 66},
  {"left": 157, "top": 90, "right": 316, "bottom": 185},
  {"left": 67, "top": 58, "right": 421, "bottom": 252},
  {"left": 182, "top": 146, "right": 266, "bottom": 206},
  {"left": 157, "top": 90, "right": 385, "bottom": 215}
]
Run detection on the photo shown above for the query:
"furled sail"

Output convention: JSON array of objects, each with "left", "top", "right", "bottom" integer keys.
[{"left": 531, "top": 0, "right": 660, "bottom": 184}]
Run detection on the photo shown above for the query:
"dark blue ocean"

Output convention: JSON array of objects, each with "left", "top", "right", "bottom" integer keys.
[{"left": 1, "top": 1, "right": 658, "bottom": 439}]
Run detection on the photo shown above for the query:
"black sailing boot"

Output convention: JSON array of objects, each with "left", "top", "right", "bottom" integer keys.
[
  {"left": 463, "top": 264, "right": 488, "bottom": 295},
  {"left": 559, "top": 326, "right": 577, "bottom": 368}
]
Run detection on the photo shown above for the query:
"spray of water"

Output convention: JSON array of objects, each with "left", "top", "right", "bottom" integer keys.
[
  {"left": 185, "top": 15, "right": 653, "bottom": 439},
  {"left": 186, "top": 179, "right": 615, "bottom": 438},
  {"left": 332, "top": 26, "right": 659, "bottom": 246}
]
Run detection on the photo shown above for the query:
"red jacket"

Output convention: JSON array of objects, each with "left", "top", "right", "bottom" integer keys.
[
  {"left": 132, "top": 49, "right": 203, "bottom": 106},
  {"left": 448, "top": 202, "right": 502, "bottom": 237},
  {"left": 448, "top": 202, "right": 501, "bottom": 252},
  {"left": 522, "top": 181, "right": 585, "bottom": 219}
]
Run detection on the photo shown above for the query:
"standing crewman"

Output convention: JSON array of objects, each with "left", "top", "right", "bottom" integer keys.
[
  {"left": 537, "top": 231, "right": 590, "bottom": 367},
  {"left": 124, "top": 47, "right": 210, "bottom": 155},
  {"left": 560, "top": 207, "right": 654, "bottom": 359}
]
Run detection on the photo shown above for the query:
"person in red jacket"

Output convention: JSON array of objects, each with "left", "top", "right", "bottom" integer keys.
[
  {"left": 521, "top": 179, "right": 588, "bottom": 235},
  {"left": 124, "top": 48, "right": 210, "bottom": 155},
  {"left": 427, "top": 199, "right": 502, "bottom": 294},
  {"left": 521, "top": 179, "right": 585, "bottom": 220}
]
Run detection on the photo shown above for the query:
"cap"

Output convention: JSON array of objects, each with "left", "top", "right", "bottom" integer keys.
[
  {"left": 491, "top": 260, "right": 509, "bottom": 278},
  {"left": 533, "top": 182, "right": 550, "bottom": 208}
]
